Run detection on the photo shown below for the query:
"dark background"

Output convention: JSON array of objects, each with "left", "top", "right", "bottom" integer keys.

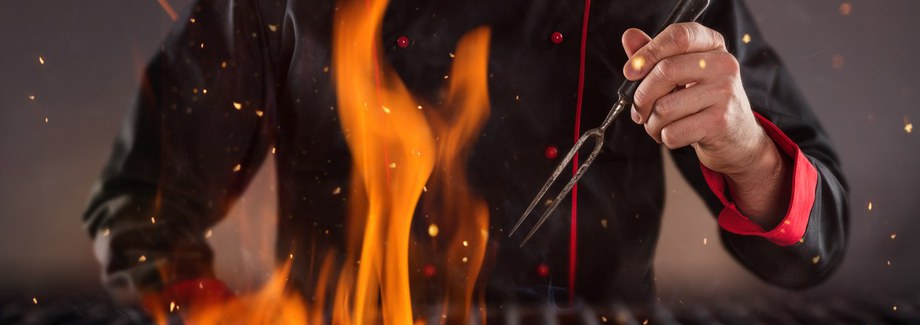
[{"left": 1, "top": 0, "right": 917, "bottom": 305}]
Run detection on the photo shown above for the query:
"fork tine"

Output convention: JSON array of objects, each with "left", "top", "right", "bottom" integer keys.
[
  {"left": 508, "top": 130, "right": 599, "bottom": 237},
  {"left": 518, "top": 131, "right": 605, "bottom": 246}
]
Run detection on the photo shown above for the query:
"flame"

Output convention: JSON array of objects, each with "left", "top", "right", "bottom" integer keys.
[
  {"left": 144, "top": 0, "right": 492, "bottom": 322},
  {"left": 331, "top": 0, "right": 492, "bottom": 321}
]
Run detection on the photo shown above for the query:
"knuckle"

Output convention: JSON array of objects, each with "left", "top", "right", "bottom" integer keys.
[
  {"left": 717, "top": 52, "right": 740, "bottom": 71},
  {"left": 660, "top": 127, "right": 679, "bottom": 149},
  {"left": 666, "top": 24, "right": 692, "bottom": 53},
  {"left": 633, "top": 86, "right": 652, "bottom": 108},
  {"left": 654, "top": 97, "right": 672, "bottom": 119},
  {"left": 653, "top": 59, "right": 674, "bottom": 79}
]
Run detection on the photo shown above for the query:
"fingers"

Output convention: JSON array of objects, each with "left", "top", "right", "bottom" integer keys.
[
  {"left": 622, "top": 28, "right": 652, "bottom": 58},
  {"left": 640, "top": 81, "right": 727, "bottom": 145},
  {"left": 632, "top": 51, "right": 738, "bottom": 123},
  {"left": 623, "top": 22, "right": 727, "bottom": 81},
  {"left": 656, "top": 108, "right": 714, "bottom": 149}
]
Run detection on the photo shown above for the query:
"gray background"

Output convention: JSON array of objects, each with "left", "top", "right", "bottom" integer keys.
[{"left": 1, "top": 0, "right": 917, "bottom": 303}]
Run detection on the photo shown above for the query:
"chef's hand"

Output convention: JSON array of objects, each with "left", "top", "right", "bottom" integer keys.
[{"left": 621, "top": 23, "right": 791, "bottom": 228}]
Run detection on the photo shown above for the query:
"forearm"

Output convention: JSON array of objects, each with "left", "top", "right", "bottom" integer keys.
[{"left": 724, "top": 129, "right": 793, "bottom": 229}]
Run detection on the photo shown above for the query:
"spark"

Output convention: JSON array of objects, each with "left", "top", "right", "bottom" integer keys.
[
  {"left": 428, "top": 224, "right": 439, "bottom": 237},
  {"left": 462, "top": 257, "right": 468, "bottom": 263},
  {"left": 233, "top": 164, "right": 241, "bottom": 172},
  {"left": 169, "top": 301, "right": 176, "bottom": 312},
  {"left": 388, "top": 162, "right": 396, "bottom": 168},
  {"left": 515, "top": 95, "right": 520, "bottom": 101},
  {"left": 462, "top": 240, "right": 469, "bottom": 247},
  {"left": 631, "top": 56, "right": 646, "bottom": 72},
  {"left": 904, "top": 115, "right": 913, "bottom": 133},
  {"left": 233, "top": 102, "right": 242, "bottom": 110},
  {"left": 202, "top": 89, "right": 207, "bottom": 94},
  {"left": 839, "top": 2, "right": 852, "bottom": 16},
  {"left": 601, "top": 316, "right": 608, "bottom": 322},
  {"left": 268, "top": 24, "right": 278, "bottom": 32},
  {"left": 893, "top": 305, "right": 898, "bottom": 311},
  {"left": 44, "top": 117, "right": 49, "bottom": 123},
  {"left": 703, "top": 238, "right": 708, "bottom": 245},
  {"left": 205, "top": 229, "right": 212, "bottom": 238},
  {"left": 38, "top": 56, "right": 45, "bottom": 65},
  {"left": 887, "top": 260, "right": 892, "bottom": 266},
  {"left": 289, "top": 254, "right": 294, "bottom": 260},
  {"left": 221, "top": 61, "right": 228, "bottom": 68},
  {"left": 199, "top": 43, "right": 205, "bottom": 48},
  {"left": 417, "top": 105, "right": 423, "bottom": 110},
  {"left": 322, "top": 66, "right": 329, "bottom": 73},
  {"left": 332, "top": 186, "right": 342, "bottom": 195},
  {"left": 156, "top": 0, "right": 178, "bottom": 21},
  {"left": 32, "top": 297, "right": 38, "bottom": 304},
  {"left": 138, "top": 255, "right": 147, "bottom": 262},
  {"left": 151, "top": 216, "right": 156, "bottom": 224},
  {"left": 449, "top": 52, "right": 455, "bottom": 58},
  {"left": 102, "top": 228, "right": 110, "bottom": 237},
  {"left": 890, "top": 233, "right": 897, "bottom": 240},
  {"left": 189, "top": 18, "right": 196, "bottom": 23},
  {"left": 742, "top": 34, "right": 751, "bottom": 44},
  {"left": 600, "top": 219, "right": 607, "bottom": 228},
  {"left": 422, "top": 186, "right": 428, "bottom": 192},
  {"left": 832, "top": 54, "right": 845, "bottom": 69},
  {"left": 255, "top": 109, "right": 264, "bottom": 117},
  {"left": 271, "top": 147, "right": 276, "bottom": 154},
  {"left": 812, "top": 255, "right": 821, "bottom": 264},
  {"left": 382, "top": 105, "right": 391, "bottom": 114},
  {"left": 868, "top": 201, "right": 873, "bottom": 211},
  {"left": 28, "top": 95, "right": 36, "bottom": 100},
  {"left": 443, "top": 75, "right": 449, "bottom": 79},
  {"left": 698, "top": 59, "right": 707, "bottom": 69}
]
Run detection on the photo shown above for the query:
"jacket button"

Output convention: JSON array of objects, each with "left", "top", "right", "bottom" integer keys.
[
  {"left": 545, "top": 146, "right": 558, "bottom": 159},
  {"left": 397, "top": 35, "right": 409, "bottom": 48},
  {"left": 550, "top": 32, "right": 563, "bottom": 44}
]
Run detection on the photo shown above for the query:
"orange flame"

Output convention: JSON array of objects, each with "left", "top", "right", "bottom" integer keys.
[
  {"left": 331, "top": 0, "right": 492, "bottom": 321},
  {"left": 145, "top": 0, "right": 493, "bottom": 322}
]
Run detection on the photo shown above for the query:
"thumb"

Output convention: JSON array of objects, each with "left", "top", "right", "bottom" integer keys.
[{"left": 621, "top": 28, "right": 652, "bottom": 58}]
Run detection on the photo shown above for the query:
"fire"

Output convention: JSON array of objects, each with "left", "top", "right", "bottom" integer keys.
[
  {"left": 145, "top": 0, "right": 493, "bottom": 322},
  {"left": 331, "top": 0, "right": 492, "bottom": 321}
]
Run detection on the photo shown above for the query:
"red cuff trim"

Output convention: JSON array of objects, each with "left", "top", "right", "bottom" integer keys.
[{"left": 700, "top": 113, "right": 818, "bottom": 247}]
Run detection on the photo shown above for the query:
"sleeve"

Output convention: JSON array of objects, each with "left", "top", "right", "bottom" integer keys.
[
  {"left": 668, "top": 0, "right": 849, "bottom": 288},
  {"left": 81, "top": 0, "right": 284, "bottom": 303}
]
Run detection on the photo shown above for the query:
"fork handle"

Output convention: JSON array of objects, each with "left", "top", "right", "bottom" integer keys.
[{"left": 617, "top": 0, "right": 711, "bottom": 101}]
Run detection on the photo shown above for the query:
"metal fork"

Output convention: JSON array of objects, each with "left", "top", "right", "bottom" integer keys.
[{"left": 509, "top": 0, "right": 711, "bottom": 246}]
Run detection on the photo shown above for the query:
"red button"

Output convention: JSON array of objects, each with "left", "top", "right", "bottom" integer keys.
[
  {"left": 550, "top": 32, "right": 563, "bottom": 44},
  {"left": 544, "top": 146, "right": 558, "bottom": 159},
  {"left": 422, "top": 264, "right": 436, "bottom": 277},
  {"left": 397, "top": 36, "right": 409, "bottom": 48},
  {"left": 537, "top": 263, "right": 550, "bottom": 277}
]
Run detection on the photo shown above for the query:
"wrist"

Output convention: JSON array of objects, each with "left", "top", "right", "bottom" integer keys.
[{"left": 724, "top": 129, "right": 791, "bottom": 228}]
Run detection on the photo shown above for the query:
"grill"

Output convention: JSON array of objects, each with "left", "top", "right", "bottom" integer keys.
[{"left": 3, "top": 294, "right": 918, "bottom": 324}]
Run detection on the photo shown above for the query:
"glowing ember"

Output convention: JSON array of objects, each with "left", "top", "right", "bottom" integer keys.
[
  {"left": 255, "top": 109, "right": 264, "bottom": 117},
  {"left": 28, "top": 95, "right": 35, "bottom": 100},
  {"left": 812, "top": 255, "right": 821, "bottom": 264},
  {"left": 832, "top": 54, "right": 845, "bottom": 69},
  {"left": 332, "top": 186, "right": 342, "bottom": 195},
  {"left": 868, "top": 201, "right": 873, "bottom": 211},
  {"left": 268, "top": 24, "right": 278, "bottom": 32},
  {"left": 233, "top": 164, "right": 241, "bottom": 172},
  {"left": 150, "top": 216, "right": 156, "bottom": 224},
  {"left": 428, "top": 224, "right": 439, "bottom": 237},
  {"left": 839, "top": 2, "right": 852, "bottom": 16},
  {"left": 904, "top": 115, "right": 913, "bottom": 133},
  {"left": 233, "top": 102, "right": 243, "bottom": 110},
  {"left": 32, "top": 297, "right": 37, "bottom": 305},
  {"left": 631, "top": 56, "right": 646, "bottom": 72},
  {"left": 138, "top": 255, "right": 146, "bottom": 262},
  {"left": 38, "top": 56, "right": 45, "bottom": 65},
  {"left": 890, "top": 233, "right": 897, "bottom": 240},
  {"left": 703, "top": 238, "right": 708, "bottom": 245},
  {"left": 204, "top": 229, "right": 212, "bottom": 238},
  {"left": 698, "top": 59, "right": 707, "bottom": 69},
  {"left": 742, "top": 33, "right": 751, "bottom": 44}
]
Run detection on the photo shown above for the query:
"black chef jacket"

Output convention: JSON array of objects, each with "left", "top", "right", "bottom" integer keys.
[{"left": 83, "top": 0, "right": 849, "bottom": 308}]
